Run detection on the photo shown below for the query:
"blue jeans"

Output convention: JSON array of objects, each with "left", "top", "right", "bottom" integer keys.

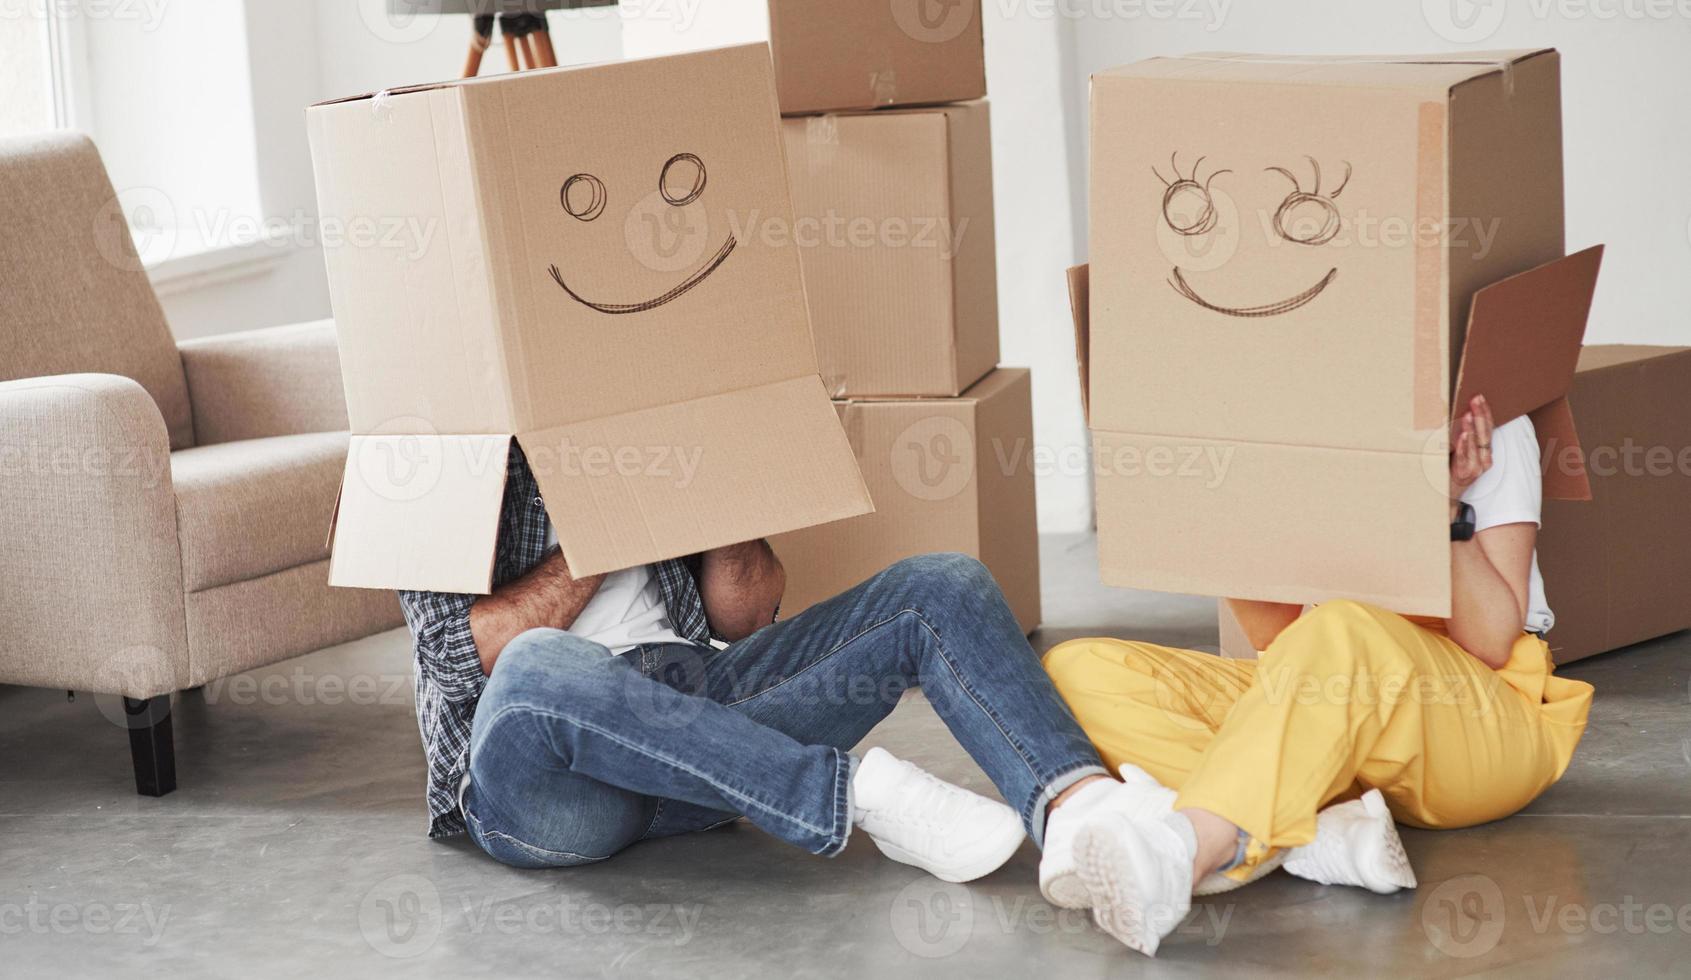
[{"left": 462, "top": 553, "right": 1108, "bottom": 868}]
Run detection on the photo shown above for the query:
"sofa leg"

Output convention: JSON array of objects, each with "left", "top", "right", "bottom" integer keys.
[{"left": 123, "top": 695, "right": 176, "bottom": 797}]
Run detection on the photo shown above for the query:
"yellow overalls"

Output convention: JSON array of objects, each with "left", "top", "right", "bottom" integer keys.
[{"left": 1043, "top": 600, "right": 1594, "bottom": 877}]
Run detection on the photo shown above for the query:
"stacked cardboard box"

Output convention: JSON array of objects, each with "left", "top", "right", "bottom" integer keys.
[
  {"left": 764, "top": 0, "right": 1042, "bottom": 632},
  {"left": 1536, "top": 346, "right": 1691, "bottom": 663}
]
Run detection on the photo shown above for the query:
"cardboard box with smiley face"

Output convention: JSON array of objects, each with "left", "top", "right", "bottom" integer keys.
[
  {"left": 307, "top": 44, "right": 873, "bottom": 593},
  {"left": 1080, "top": 50, "right": 1603, "bottom": 617}
]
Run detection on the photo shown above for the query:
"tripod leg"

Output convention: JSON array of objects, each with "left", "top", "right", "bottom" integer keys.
[
  {"left": 463, "top": 14, "right": 494, "bottom": 78},
  {"left": 502, "top": 30, "right": 521, "bottom": 71}
]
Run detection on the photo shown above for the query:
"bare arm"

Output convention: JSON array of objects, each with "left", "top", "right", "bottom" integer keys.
[
  {"left": 1225, "top": 599, "right": 1305, "bottom": 653},
  {"left": 697, "top": 539, "right": 785, "bottom": 642},
  {"left": 1448, "top": 522, "right": 1535, "bottom": 669},
  {"left": 468, "top": 549, "right": 605, "bottom": 675},
  {"left": 1445, "top": 396, "right": 1535, "bottom": 669}
]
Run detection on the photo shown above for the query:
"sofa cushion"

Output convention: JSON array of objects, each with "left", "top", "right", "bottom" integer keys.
[
  {"left": 183, "top": 559, "right": 403, "bottom": 686},
  {"left": 171, "top": 431, "right": 349, "bottom": 592},
  {"left": 0, "top": 133, "right": 195, "bottom": 450}
]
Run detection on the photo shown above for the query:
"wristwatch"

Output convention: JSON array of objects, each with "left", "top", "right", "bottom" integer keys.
[{"left": 1450, "top": 501, "right": 1477, "bottom": 542}]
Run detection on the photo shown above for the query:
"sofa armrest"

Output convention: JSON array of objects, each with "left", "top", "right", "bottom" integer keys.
[
  {"left": 0, "top": 374, "right": 188, "bottom": 697},
  {"left": 178, "top": 319, "right": 350, "bottom": 445}
]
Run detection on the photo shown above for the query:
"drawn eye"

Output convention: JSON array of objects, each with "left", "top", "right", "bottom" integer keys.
[
  {"left": 561, "top": 173, "right": 606, "bottom": 222},
  {"left": 659, "top": 152, "right": 707, "bottom": 207},
  {"left": 1154, "top": 153, "right": 1231, "bottom": 237},
  {"left": 1266, "top": 157, "right": 1351, "bottom": 247}
]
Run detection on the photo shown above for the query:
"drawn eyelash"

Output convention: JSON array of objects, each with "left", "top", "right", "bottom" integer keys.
[
  {"left": 1265, "top": 155, "right": 1353, "bottom": 199},
  {"left": 1155, "top": 151, "right": 1232, "bottom": 237}
]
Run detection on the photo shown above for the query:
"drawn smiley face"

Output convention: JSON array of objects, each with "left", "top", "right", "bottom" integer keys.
[
  {"left": 546, "top": 152, "right": 737, "bottom": 316},
  {"left": 1157, "top": 152, "right": 1352, "bottom": 318}
]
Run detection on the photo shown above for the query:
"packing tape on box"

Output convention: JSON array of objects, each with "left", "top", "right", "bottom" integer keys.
[
  {"left": 369, "top": 89, "right": 395, "bottom": 123},
  {"left": 869, "top": 68, "right": 899, "bottom": 106},
  {"left": 805, "top": 115, "right": 839, "bottom": 147},
  {"left": 839, "top": 401, "right": 868, "bottom": 457},
  {"left": 1179, "top": 54, "right": 1519, "bottom": 97},
  {"left": 1413, "top": 100, "right": 1447, "bottom": 432}
]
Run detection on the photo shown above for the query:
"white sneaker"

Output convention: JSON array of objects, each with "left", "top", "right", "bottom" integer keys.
[
  {"left": 1040, "top": 765, "right": 1176, "bottom": 909},
  {"left": 851, "top": 747, "right": 1025, "bottom": 883},
  {"left": 1075, "top": 810, "right": 1195, "bottom": 957},
  {"left": 1043, "top": 764, "right": 1284, "bottom": 904},
  {"left": 1283, "top": 789, "right": 1417, "bottom": 894}
]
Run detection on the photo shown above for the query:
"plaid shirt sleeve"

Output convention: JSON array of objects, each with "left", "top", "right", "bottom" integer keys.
[{"left": 397, "top": 587, "right": 487, "bottom": 705}]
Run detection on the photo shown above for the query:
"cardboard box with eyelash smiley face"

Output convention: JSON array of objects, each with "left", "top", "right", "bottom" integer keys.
[
  {"left": 307, "top": 44, "right": 873, "bottom": 594},
  {"left": 1080, "top": 50, "right": 1603, "bottom": 617}
]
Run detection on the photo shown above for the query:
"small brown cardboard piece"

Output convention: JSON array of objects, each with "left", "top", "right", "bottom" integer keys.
[
  {"left": 1082, "top": 49, "right": 1599, "bottom": 617},
  {"left": 1452, "top": 244, "right": 1603, "bottom": 501},
  {"left": 308, "top": 45, "right": 873, "bottom": 594},
  {"left": 769, "top": 369, "right": 1042, "bottom": 633},
  {"left": 782, "top": 101, "right": 999, "bottom": 397},
  {"left": 766, "top": 0, "right": 987, "bottom": 116}
]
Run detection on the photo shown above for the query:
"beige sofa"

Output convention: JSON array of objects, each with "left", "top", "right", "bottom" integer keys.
[{"left": 0, "top": 132, "right": 402, "bottom": 795}]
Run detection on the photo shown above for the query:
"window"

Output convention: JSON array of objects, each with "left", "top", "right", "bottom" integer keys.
[
  {"left": 3, "top": 3, "right": 270, "bottom": 280},
  {"left": 0, "top": 7, "right": 78, "bottom": 137}
]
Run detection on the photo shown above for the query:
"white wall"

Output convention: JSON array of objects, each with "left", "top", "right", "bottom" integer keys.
[
  {"left": 1063, "top": 1, "right": 1691, "bottom": 347},
  {"left": 982, "top": 6, "right": 1091, "bottom": 533}
]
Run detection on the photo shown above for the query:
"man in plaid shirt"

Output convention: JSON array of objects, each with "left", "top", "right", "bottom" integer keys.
[{"left": 399, "top": 443, "right": 1131, "bottom": 891}]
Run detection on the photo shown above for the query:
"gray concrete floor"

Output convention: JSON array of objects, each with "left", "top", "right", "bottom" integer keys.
[{"left": 3, "top": 532, "right": 1689, "bottom": 978}]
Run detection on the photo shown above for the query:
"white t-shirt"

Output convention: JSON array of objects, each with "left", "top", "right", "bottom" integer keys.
[
  {"left": 544, "top": 523, "right": 686, "bottom": 653},
  {"left": 1460, "top": 415, "right": 1554, "bottom": 634}
]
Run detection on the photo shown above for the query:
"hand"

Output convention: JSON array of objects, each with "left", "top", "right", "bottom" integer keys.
[{"left": 1450, "top": 394, "right": 1495, "bottom": 514}]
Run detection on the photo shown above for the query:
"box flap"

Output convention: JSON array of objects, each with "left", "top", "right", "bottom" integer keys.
[
  {"left": 1094, "top": 431, "right": 1452, "bottom": 616},
  {"left": 1530, "top": 396, "right": 1587, "bottom": 501},
  {"left": 328, "top": 435, "right": 513, "bottom": 594},
  {"left": 1067, "top": 264, "right": 1091, "bottom": 425},
  {"left": 521, "top": 375, "right": 873, "bottom": 577},
  {"left": 1452, "top": 245, "right": 1603, "bottom": 500}
]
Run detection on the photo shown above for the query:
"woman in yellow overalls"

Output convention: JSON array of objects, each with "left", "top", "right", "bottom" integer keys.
[{"left": 1042, "top": 396, "right": 1594, "bottom": 955}]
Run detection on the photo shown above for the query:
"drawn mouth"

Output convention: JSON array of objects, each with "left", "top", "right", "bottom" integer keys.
[
  {"left": 1169, "top": 266, "right": 1338, "bottom": 318},
  {"left": 548, "top": 235, "right": 737, "bottom": 315}
]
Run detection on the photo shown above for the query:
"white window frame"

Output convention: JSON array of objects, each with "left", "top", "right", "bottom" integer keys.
[{"left": 40, "top": 5, "right": 91, "bottom": 131}]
